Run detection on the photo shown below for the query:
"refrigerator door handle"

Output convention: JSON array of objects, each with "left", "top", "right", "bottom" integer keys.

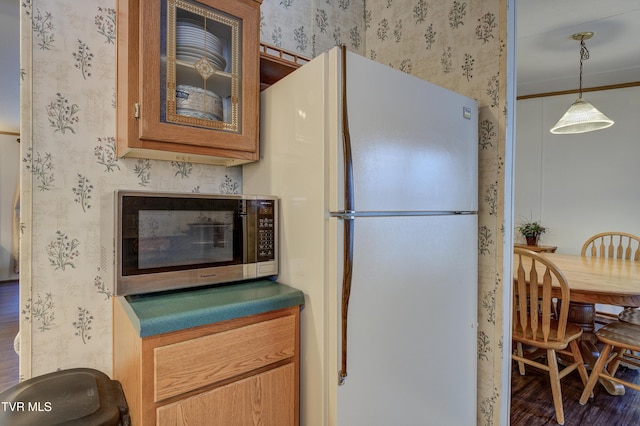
[
  {"left": 340, "top": 44, "right": 354, "bottom": 214},
  {"left": 338, "top": 44, "right": 355, "bottom": 386},
  {"left": 338, "top": 215, "right": 354, "bottom": 386}
]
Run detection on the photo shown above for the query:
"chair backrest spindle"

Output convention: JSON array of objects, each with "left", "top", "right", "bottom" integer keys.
[
  {"left": 581, "top": 232, "right": 640, "bottom": 261},
  {"left": 513, "top": 248, "right": 571, "bottom": 344}
]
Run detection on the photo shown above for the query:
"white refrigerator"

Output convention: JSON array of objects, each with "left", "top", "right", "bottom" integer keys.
[{"left": 243, "top": 46, "right": 478, "bottom": 426}]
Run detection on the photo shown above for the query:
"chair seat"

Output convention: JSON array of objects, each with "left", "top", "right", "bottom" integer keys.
[
  {"left": 618, "top": 308, "right": 640, "bottom": 326},
  {"left": 513, "top": 319, "right": 584, "bottom": 350},
  {"left": 596, "top": 321, "right": 640, "bottom": 350}
]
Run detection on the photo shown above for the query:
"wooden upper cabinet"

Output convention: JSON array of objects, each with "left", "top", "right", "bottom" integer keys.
[
  {"left": 259, "top": 43, "right": 310, "bottom": 91},
  {"left": 117, "top": 0, "right": 262, "bottom": 166}
]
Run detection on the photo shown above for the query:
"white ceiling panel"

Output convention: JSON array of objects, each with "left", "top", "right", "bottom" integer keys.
[{"left": 517, "top": 0, "right": 640, "bottom": 97}]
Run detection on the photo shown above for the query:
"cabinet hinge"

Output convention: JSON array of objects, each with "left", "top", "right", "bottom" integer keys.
[{"left": 134, "top": 102, "right": 140, "bottom": 120}]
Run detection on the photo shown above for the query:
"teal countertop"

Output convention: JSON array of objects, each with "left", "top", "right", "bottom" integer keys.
[{"left": 118, "top": 280, "right": 305, "bottom": 337}]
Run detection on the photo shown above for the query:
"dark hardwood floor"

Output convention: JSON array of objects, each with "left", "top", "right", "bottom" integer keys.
[
  {"left": 0, "top": 280, "right": 19, "bottom": 393},
  {"left": 511, "top": 354, "right": 640, "bottom": 425}
]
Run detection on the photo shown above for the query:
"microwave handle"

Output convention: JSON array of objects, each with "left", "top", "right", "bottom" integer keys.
[{"left": 241, "top": 211, "right": 249, "bottom": 263}]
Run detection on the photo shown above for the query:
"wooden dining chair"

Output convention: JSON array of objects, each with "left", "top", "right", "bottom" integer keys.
[
  {"left": 619, "top": 308, "right": 640, "bottom": 325},
  {"left": 579, "top": 321, "right": 640, "bottom": 405},
  {"left": 580, "top": 231, "right": 640, "bottom": 261},
  {"left": 581, "top": 232, "right": 640, "bottom": 325},
  {"left": 512, "top": 248, "right": 590, "bottom": 425},
  {"left": 617, "top": 308, "right": 640, "bottom": 359}
]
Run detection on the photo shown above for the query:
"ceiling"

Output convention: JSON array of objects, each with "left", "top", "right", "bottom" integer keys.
[
  {"left": 517, "top": 0, "right": 640, "bottom": 97},
  {"left": 1, "top": 0, "right": 639, "bottom": 133}
]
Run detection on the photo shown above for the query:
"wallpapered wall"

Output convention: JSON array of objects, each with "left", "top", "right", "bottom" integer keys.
[{"left": 19, "top": 0, "right": 508, "bottom": 424}]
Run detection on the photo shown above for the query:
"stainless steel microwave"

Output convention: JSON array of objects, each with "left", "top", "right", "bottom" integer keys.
[{"left": 101, "top": 190, "right": 278, "bottom": 296}]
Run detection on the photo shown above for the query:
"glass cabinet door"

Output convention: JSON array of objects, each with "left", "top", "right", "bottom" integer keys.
[
  {"left": 163, "top": 0, "right": 242, "bottom": 133},
  {"left": 118, "top": 0, "right": 261, "bottom": 165}
]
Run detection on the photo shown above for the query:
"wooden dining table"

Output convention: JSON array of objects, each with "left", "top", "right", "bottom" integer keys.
[
  {"left": 539, "top": 253, "right": 640, "bottom": 308},
  {"left": 513, "top": 251, "right": 640, "bottom": 394}
]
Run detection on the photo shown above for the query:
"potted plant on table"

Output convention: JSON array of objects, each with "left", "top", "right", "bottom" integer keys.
[{"left": 517, "top": 220, "right": 546, "bottom": 246}]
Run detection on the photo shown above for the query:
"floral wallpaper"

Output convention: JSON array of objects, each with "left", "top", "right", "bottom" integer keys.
[
  {"left": 19, "top": 0, "right": 242, "bottom": 379},
  {"left": 20, "top": 0, "right": 509, "bottom": 425}
]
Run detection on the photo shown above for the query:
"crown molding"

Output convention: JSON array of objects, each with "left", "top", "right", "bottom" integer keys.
[{"left": 517, "top": 81, "right": 640, "bottom": 100}]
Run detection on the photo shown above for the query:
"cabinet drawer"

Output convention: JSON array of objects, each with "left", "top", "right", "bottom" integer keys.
[{"left": 154, "top": 314, "right": 296, "bottom": 402}]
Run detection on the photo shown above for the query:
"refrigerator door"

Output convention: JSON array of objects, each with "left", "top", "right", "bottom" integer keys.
[
  {"left": 329, "top": 213, "right": 478, "bottom": 425},
  {"left": 327, "top": 48, "right": 478, "bottom": 214}
]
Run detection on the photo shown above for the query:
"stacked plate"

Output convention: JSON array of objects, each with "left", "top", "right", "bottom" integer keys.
[
  {"left": 176, "top": 84, "right": 223, "bottom": 121},
  {"left": 176, "top": 20, "right": 226, "bottom": 72}
]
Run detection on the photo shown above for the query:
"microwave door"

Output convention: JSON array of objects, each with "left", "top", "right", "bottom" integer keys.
[{"left": 108, "top": 192, "right": 278, "bottom": 296}]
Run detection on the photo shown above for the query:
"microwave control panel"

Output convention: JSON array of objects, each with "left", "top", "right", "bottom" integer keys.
[{"left": 256, "top": 200, "right": 276, "bottom": 262}]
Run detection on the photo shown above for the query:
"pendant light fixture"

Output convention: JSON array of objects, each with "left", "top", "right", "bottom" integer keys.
[{"left": 550, "top": 32, "right": 614, "bottom": 134}]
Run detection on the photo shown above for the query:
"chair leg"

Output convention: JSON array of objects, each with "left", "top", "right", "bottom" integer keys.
[
  {"left": 547, "top": 348, "right": 565, "bottom": 425},
  {"left": 606, "top": 347, "right": 626, "bottom": 376},
  {"left": 580, "top": 343, "right": 613, "bottom": 405},
  {"left": 517, "top": 342, "right": 526, "bottom": 375},
  {"left": 569, "top": 340, "right": 590, "bottom": 387}
]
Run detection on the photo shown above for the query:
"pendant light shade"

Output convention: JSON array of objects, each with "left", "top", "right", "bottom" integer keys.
[
  {"left": 550, "top": 97, "right": 614, "bottom": 134},
  {"left": 550, "top": 32, "right": 614, "bottom": 135}
]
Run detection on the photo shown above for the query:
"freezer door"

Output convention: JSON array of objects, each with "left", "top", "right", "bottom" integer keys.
[
  {"left": 331, "top": 48, "right": 478, "bottom": 213},
  {"left": 332, "top": 214, "right": 478, "bottom": 425}
]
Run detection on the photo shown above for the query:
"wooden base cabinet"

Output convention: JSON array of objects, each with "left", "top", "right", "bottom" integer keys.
[
  {"left": 113, "top": 302, "right": 300, "bottom": 425},
  {"left": 157, "top": 363, "right": 295, "bottom": 425}
]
